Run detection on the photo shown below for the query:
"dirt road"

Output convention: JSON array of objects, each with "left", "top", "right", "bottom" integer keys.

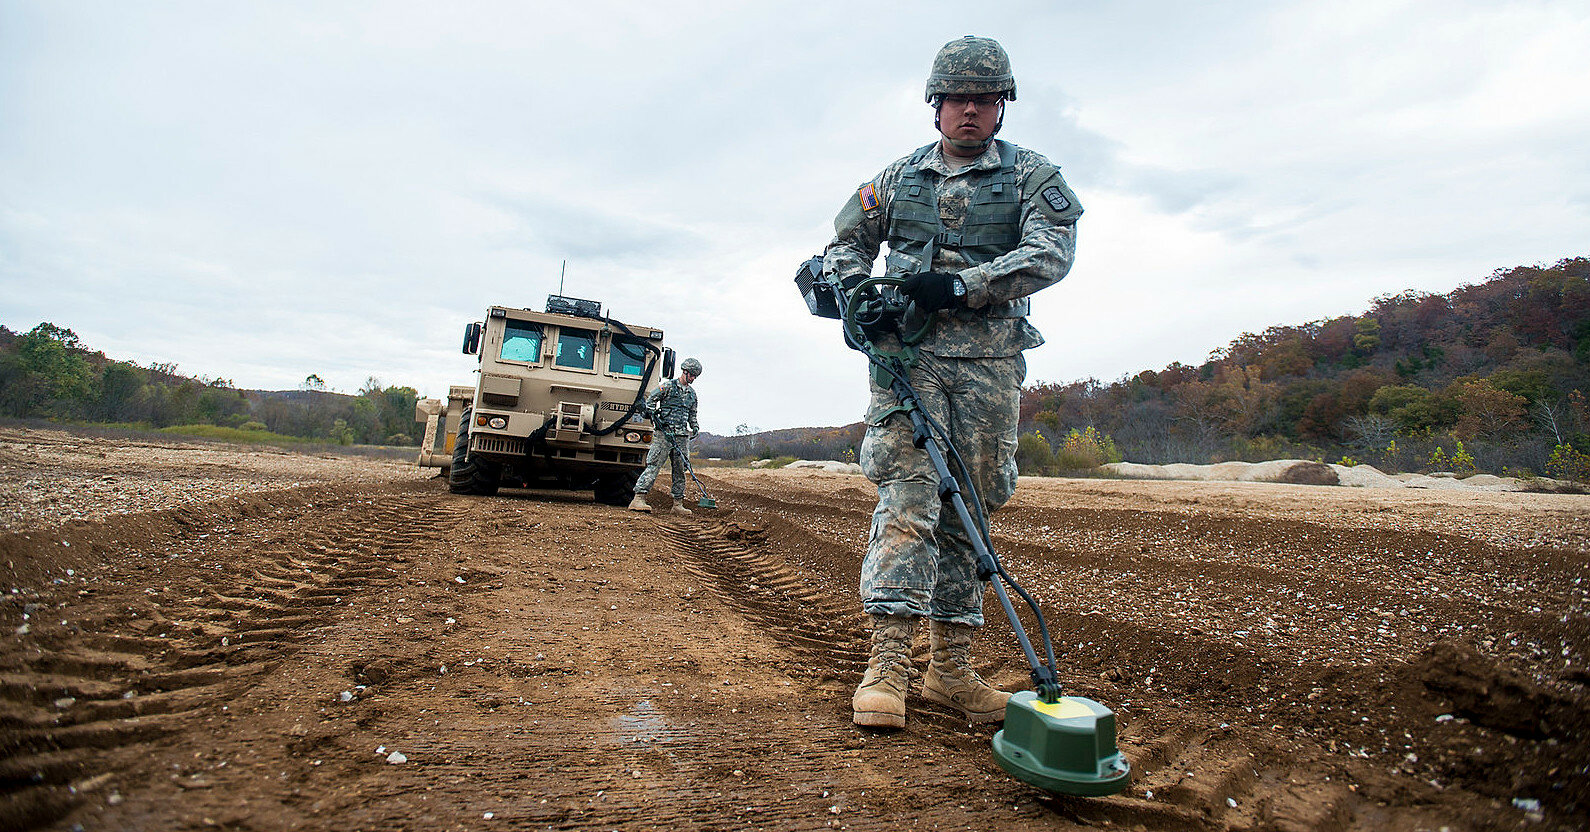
[{"left": 2, "top": 428, "right": 1587, "bottom": 831}]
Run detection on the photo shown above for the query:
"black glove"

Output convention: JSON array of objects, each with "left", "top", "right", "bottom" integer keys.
[{"left": 900, "top": 271, "right": 963, "bottom": 312}]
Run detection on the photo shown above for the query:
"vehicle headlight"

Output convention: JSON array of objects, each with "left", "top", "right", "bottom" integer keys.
[
  {"left": 624, "top": 431, "right": 641, "bottom": 443},
  {"left": 487, "top": 416, "right": 508, "bottom": 430}
]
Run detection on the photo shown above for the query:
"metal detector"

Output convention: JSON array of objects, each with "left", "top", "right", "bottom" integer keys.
[{"left": 679, "top": 440, "right": 717, "bottom": 509}]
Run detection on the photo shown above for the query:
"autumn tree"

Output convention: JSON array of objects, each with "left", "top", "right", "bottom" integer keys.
[{"left": 1450, "top": 378, "right": 1527, "bottom": 440}]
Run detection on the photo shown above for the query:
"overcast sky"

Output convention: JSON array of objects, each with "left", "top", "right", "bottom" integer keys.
[{"left": 3, "top": 1, "right": 1586, "bottom": 435}]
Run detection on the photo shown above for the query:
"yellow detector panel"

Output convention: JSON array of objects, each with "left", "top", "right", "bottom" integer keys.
[{"left": 1030, "top": 697, "right": 1096, "bottom": 720}]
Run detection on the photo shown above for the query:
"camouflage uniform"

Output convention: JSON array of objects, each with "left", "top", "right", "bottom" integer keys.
[
  {"left": 634, "top": 378, "right": 698, "bottom": 500},
  {"left": 824, "top": 138, "right": 1081, "bottom": 626}
]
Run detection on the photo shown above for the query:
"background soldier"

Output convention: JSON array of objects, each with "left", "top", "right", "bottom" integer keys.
[
  {"left": 822, "top": 36, "right": 1083, "bottom": 728},
  {"left": 628, "top": 357, "right": 702, "bottom": 515}
]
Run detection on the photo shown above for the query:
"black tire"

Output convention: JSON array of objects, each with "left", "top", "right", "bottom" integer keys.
[
  {"left": 448, "top": 408, "right": 502, "bottom": 496},
  {"left": 594, "top": 471, "right": 639, "bottom": 507}
]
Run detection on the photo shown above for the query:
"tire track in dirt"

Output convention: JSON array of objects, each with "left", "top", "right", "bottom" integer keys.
[
  {"left": 239, "top": 494, "right": 896, "bottom": 832},
  {"left": 0, "top": 488, "right": 469, "bottom": 831},
  {"left": 658, "top": 518, "right": 868, "bottom": 680}
]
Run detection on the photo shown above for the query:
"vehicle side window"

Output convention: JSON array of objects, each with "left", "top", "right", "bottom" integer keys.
[
  {"left": 608, "top": 336, "right": 647, "bottom": 375},
  {"left": 500, "top": 322, "right": 543, "bottom": 363},
  {"left": 555, "top": 329, "right": 597, "bottom": 370}
]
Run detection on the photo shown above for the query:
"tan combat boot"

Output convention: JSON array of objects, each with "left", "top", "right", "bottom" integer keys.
[
  {"left": 922, "top": 620, "right": 1011, "bottom": 723},
  {"left": 627, "top": 494, "right": 651, "bottom": 512},
  {"left": 852, "top": 614, "right": 917, "bottom": 728},
  {"left": 671, "top": 502, "right": 694, "bottom": 516}
]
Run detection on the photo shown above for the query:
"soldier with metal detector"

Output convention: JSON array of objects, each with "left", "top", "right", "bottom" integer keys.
[
  {"left": 628, "top": 357, "right": 702, "bottom": 515},
  {"left": 821, "top": 36, "right": 1084, "bottom": 730}
]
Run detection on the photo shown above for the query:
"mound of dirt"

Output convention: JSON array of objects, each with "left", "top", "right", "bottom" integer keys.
[
  {"left": 1100, "top": 458, "right": 1576, "bottom": 492},
  {"left": 783, "top": 460, "right": 864, "bottom": 475},
  {"left": 1105, "top": 459, "right": 1338, "bottom": 485},
  {"left": 1418, "top": 641, "right": 1572, "bottom": 739}
]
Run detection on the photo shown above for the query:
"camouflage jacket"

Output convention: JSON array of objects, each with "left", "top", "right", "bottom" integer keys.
[
  {"left": 823, "top": 139, "right": 1081, "bottom": 357},
  {"left": 646, "top": 378, "right": 698, "bottom": 436}
]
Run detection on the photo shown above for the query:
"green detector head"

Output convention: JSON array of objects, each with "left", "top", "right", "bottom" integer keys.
[{"left": 992, "top": 692, "right": 1131, "bottom": 797}]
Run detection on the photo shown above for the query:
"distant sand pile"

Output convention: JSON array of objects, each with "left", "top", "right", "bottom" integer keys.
[
  {"left": 781, "top": 459, "right": 864, "bottom": 475},
  {"left": 760, "top": 457, "right": 1572, "bottom": 492},
  {"left": 1100, "top": 460, "right": 1566, "bottom": 492}
]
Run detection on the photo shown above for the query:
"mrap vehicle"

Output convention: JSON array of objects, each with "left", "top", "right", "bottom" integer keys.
[{"left": 415, "top": 295, "right": 674, "bottom": 505}]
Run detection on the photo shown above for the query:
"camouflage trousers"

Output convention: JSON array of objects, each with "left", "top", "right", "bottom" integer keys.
[
  {"left": 634, "top": 431, "right": 689, "bottom": 499},
  {"left": 858, "top": 351, "right": 1024, "bottom": 627}
]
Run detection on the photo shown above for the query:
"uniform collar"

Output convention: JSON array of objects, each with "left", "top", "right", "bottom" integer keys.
[{"left": 921, "top": 140, "right": 1002, "bottom": 176}]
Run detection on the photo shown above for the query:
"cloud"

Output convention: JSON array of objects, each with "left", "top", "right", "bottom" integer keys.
[
  {"left": 3, "top": 1, "right": 1587, "bottom": 435},
  {"left": 482, "top": 191, "right": 703, "bottom": 264}
]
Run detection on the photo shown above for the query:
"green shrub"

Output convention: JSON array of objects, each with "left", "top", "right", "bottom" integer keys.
[
  {"left": 1428, "top": 438, "right": 1477, "bottom": 474},
  {"left": 1546, "top": 444, "right": 1590, "bottom": 482},
  {"left": 1054, "top": 426, "right": 1121, "bottom": 469},
  {"left": 1016, "top": 432, "right": 1056, "bottom": 475},
  {"left": 1449, "top": 439, "right": 1476, "bottom": 475}
]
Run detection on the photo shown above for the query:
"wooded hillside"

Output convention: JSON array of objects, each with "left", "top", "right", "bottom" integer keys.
[
  {"left": 6, "top": 257, "right": 1587, "bottom": 478},
  {"left": 0, "top": 324, "right": 420, "bottom": 447},
  {"left": 1018, "top": 257, "right": 1588, "bottom": 478}
]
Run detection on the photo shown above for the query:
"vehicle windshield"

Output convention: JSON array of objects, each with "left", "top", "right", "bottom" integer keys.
[
  {"left": 500, "top": 321, "right": 543, "bottom": 363},
  {"left": 608, "top": 336, "right": 648, "bottom": 375},
  {"left": 555, "top": 328, "right": 597, "bottom": 370}
]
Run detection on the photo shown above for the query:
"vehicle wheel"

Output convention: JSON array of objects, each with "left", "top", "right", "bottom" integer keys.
[
  {"left": 594, "top": 471, "right": 638, "bottom": 507},
  {"left": 448, "top": 408, "right": 501, "bottom": 496}
]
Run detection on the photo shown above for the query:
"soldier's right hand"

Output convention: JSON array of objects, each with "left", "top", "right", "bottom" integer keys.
[{"left": 901, "top": 271, "right": 962, "bottom": 312}]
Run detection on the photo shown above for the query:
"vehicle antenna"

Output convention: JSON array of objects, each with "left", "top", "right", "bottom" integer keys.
[{"left": 559, "top": 260, "right": 567, "bottom": 296}]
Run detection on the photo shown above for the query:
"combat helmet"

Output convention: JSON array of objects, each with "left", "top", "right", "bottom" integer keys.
[
  {"left": 680, "top": 357, "right": 703, "bottom": 377},
  {"left": 925, "top": 35, "right": 1016, "bottom": 103}
]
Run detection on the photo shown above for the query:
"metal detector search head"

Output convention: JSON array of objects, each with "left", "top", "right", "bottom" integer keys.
[{"left": 992, "top": 692, "right": 1131, "bottom": 797}]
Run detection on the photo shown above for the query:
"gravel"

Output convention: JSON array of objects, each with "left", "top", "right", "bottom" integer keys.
[{"left": 0, "top": 426, "right": 431, "bottom": 533}]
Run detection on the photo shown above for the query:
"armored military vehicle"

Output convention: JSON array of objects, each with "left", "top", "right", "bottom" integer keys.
[{"left": 415, "top": 295, "right": 674, "bottom": 505}]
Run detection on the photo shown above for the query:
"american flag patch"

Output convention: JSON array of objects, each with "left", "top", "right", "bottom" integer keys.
[{"left": 858, "top": 183, "right": 879, "bottom": 211}]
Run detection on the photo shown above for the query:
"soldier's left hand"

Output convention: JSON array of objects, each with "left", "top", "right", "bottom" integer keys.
[{"left": 901, "top": 272, "right": 963, "bottom": 312}]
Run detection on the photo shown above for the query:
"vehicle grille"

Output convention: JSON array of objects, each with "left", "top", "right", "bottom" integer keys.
[{"left": 473, "top": 435, "right": 521, "bottom": 456}]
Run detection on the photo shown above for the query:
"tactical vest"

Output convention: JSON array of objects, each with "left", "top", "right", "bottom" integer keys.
[
  {"left": 883, "top": 140, "right": 1030, "bottom": 321},
  {"left": 650, "top": 380, "right": 696, "bottom": 434},
  {"left": 884, "top": 139, "right": 1021, "bottom": 275}
]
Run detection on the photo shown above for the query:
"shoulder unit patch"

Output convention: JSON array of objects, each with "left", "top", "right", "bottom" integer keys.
[
  {"left": 858, "top": 182, "right": 880, "bottom": 212},
  {"left": 1041, "top": 185, "right": 1070, "bottom": 213}
]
